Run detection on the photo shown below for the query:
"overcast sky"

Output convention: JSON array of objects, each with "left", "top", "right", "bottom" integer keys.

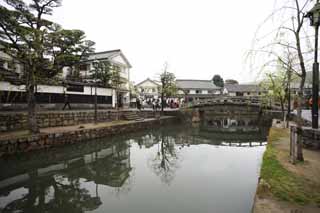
[{"left": 52, "top": 0, "right": 275, "bottom": 84}]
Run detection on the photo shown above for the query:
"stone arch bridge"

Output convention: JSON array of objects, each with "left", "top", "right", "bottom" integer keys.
[{"left": 180, "top": 96, "right": 279, "bottom": 124}]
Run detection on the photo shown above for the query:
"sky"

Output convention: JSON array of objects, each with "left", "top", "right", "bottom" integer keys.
[{"left": 52, "top": 0, "right": 276, "bottom": 84}]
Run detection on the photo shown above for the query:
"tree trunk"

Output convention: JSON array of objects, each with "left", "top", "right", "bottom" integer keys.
[
  {"left": 280, "top": 95, "right": 285, "bottom": 121},
  {"left": 116, "top": 90, "right": 119, "bottom": 120},
  {"left": 161, "top": 91, "right": 164, "bottom": 115},
  {"left": 27, "top": 83, "right": 39, "bottom": 134},
  {"left": 296, "top": 76, "right": 305, "bottom": 161},
  {"left": 295, "top": 22, "right": 306, "bottom": 161},
  {"left": 286, "top": 68, "right": 292, "bottom": 127}
]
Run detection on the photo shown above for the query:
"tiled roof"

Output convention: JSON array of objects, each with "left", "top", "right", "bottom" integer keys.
[
  {"left": 224, "top": 84, "right": 264, "bottom": 92},
  {"left": 86, "top": 50, "right": 120, "bottom": 61},
  {"left": 176, "top": 79, "right": 221, "bottom": 90}
]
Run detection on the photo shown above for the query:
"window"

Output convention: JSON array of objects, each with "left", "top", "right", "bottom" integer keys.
[
  {"left": 152, "top": 88, "right": 156, "bottom": 93},
  {"left": 66, "top": 84, "right": 84, "bottom": 92},
  {"left": 0, "top": 59, "right": 5, "bottom": 68},
  {"left": 79, "top": 64, "right": 88, "bottom": 71},
  {"left": 196, "top": 90, "right": 201, "bottom": 94},
  {"left": 247, "top": 92, "right": 251, "bottom": 95},
  {"left": 7, "top": 61, "right": 15, "bottom": 70},
  {"left": 185, "top": 90, "right": 190, "bottom": 94}
]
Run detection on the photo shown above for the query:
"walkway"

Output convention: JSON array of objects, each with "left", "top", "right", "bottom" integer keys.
[
  {"left": 293, "top": 109, "right": 320, "bottom": 124},
  {"left": 0, "top": 117, "right": 173, "bottom": 141},
  {"left": 253, "top": 127, "right": 320, "bottom": 213}
]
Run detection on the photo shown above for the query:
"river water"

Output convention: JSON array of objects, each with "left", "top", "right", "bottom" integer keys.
[{"left": 0, "top": 120, "right": 269, "bottom": 213}]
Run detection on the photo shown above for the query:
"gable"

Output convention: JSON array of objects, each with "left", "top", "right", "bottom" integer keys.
[
  {"left": 137, "top": 79, "right": 159, "bottom": 88},
  {"left": 111, "top": 54, "right": 129, "bottom": 67}
]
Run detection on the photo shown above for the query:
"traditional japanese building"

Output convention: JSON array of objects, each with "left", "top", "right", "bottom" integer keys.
[
  {"left": 176, "top": 79, "right": 221, "bottom": 102},
  {"left": 0, "top": 49, "right": 132, "bottom": 110}
]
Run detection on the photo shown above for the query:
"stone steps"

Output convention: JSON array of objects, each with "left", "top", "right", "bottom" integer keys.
[{"left": 123, "top": 112, "right": 143, "bottom": 121}]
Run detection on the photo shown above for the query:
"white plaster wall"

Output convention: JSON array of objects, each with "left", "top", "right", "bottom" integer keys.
[
  {"left": 139, "top": 80, "right": 158, "bottom": 87},
  {"left": 189, "top": 90, "right": 196, "bottom": 94},
  {"left": 123, "top": 91, "right": 130, "bottom": 104},
  {"left": 112, "top": 90, "right": 116, "bottom": 108},
  {"left": 228, "top": 92, "right": 237, "bottom": 96},
  {"left": 112, "top": 55, "right": 127, "bottom": 66},
  {"left": 0, "top": 81, "right": 113, "bottom": 96},
  {"left": 202, "top": 90, "right": 208, "bottom": 94},
  {"left": 120, "top": 71, "right": 128, "bottom": 79},
  {"left": 177, "top": 90, "right": 185, "bottom": 95},
  {"left": 0, "top": 81, "right": 25, "bottom": 92}
]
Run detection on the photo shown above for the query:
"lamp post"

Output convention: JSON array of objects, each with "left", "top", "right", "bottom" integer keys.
[
  {"left": 92, "top": 60, "right": 99, "bottom": 124},
  {"left": 306, "top": 1, "right": 320, "bottom": 129}
]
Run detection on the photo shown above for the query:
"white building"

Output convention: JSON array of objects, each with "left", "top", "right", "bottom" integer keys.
[
  {"left": 223, "top": 84, "right": 265, "bottom": 97},
  {"left": 135, "top": 78, "right": 161, "bottom": 99},
  {"left": 176, "top": 79, "right": 221, "bottom": 102},
  {"left": 0, "top": 49, "right": 132, "bottom": 109}
]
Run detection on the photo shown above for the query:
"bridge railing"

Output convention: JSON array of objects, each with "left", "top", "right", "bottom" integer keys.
[{"left": 184, "top": 96, "right": 263, "bottom": 108}]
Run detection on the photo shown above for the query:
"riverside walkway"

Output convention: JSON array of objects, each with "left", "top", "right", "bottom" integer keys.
[{"left": 293, "top": 109, "right": 320, "bottom": 124}]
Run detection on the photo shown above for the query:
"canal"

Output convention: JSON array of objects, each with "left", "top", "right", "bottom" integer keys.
[{"left": 0, "top": 117, "right": 271, "bottom": 213}]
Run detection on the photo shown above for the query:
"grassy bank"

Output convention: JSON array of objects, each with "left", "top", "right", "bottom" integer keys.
[{"left": 258, "top": 128, "right": 320, "bottom": 206}]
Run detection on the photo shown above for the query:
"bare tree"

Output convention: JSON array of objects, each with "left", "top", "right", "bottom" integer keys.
[{"left": 247, "top": 0, "right": 315, "bottom": 161}]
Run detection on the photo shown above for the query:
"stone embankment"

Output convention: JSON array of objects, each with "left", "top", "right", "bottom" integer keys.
[
  {"left": 0, "top": 110, "right": 179, "bottom": 132},
  {"left": 0, "top": 116, "right": 178, "bottom": 157}
]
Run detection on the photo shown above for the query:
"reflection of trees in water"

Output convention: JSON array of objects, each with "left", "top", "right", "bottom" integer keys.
[
  {"left": 1, "top": 141, "right": 132, "bottom": 213},
  {"left": 2, "top": 175, "right": 101, "bottom": 213},
  {"left": 148, "top": 131, "right": 181, "bottom": 185}
]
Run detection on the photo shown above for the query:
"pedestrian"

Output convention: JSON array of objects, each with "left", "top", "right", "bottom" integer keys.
[
  {"left": 137, "top": 98, "right": 142, "bottom": 111},
  {"left": 156, "top": 98, "right": 160, "bottom": 111},
  {"left": 152, "top": 99, "right": 156, "bottom": 111},
  {"left": 62, "top": 91, "right": 71, "bottom": 110}
]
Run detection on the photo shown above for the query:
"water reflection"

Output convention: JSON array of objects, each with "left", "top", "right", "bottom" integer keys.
[
  {"left": 148, "top": 129, "right": 180, "bottom": 185},
  {"left": 0, "top": 141, "right": 131, "bottom": 213},
  {"left": 0, "top": 119, "right": 270, "bottom": 213}
]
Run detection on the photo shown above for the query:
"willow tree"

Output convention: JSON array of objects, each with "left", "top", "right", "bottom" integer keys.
[
  {"left": 247, "top": 0, "right": 315, "bottom": 161},
  {"left": 260, "top": 69, "right": 289, "bottom": 120},
  {"left": 0, "top": 0, "right": 94, "bottom": 133}
]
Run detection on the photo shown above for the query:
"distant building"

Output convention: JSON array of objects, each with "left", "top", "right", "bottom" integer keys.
[
  {"left": 176, "top": 79, "right": 221, "bottom": 102},
  {"left": 135, "top": 78, "right": 161, "bottom": 99},
  {"left": 223, "top": 84, "right": 266, "bottom": 97},
  {"left": 290, "top": 83, "right": 313, "bottom": 97}
]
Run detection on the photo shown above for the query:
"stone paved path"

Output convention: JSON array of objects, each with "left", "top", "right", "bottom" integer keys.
[{"left": 293, "top": 109, "right": 320, "bottom": 124}]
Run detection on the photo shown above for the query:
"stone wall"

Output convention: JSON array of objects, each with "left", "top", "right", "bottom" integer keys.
[
  {"left": 0, "top": 117, "right": 178, "bottom": 156},
  {"left": 0, "top": 110, "right": 167, "bottom": 132},
  {"left": 290, "top": 125, "right": 320, "bottom": 149}
]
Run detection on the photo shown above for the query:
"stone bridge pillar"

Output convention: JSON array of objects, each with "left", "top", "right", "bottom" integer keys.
[{"left": 191, "top": 108, "right": 201, "bottom": 123}]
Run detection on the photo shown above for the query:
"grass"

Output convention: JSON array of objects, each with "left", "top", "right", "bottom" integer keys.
[{"left": 259, "top": 128, "right": 320, "bottom": 206}]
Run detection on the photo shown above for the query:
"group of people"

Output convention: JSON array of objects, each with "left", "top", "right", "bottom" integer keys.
[
  {"left": 136, "top": 98, "right": 161, "bottom": 111},
  {"left": 136, "top": 97, "right": 183, "bottom": 111}
]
